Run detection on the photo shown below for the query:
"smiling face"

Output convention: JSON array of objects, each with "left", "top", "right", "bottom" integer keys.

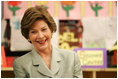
[{"left": 29, "top": 20, "right": 52, "bottom": 52}]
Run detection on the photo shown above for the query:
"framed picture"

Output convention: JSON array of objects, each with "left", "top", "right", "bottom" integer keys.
[
  {"left": 74, "top": 48, "right": 107, "bottom": 69},
  {"left": 1, "top": 46, "right": 7, "bottom": 67}
]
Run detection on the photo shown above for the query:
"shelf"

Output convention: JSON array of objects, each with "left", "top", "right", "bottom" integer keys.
[
  {"left": 1, "top": 67, "right": 117, "bottom": 78},
  {"left": 82, "top": 68, "right": 117, "bottom": 71},
  {"left": 1, "top": 67, "right": 13, "bottom": 71},
  {"left": 83, "top": 68, "right": 117, "bottom": 78},
  {"left": 1, "top": 67, "right": 117, "bottom": 71}
]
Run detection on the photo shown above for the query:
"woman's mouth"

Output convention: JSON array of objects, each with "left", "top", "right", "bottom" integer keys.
[{"left": 36, "top": 39, "right": 47, "bottom": 45}]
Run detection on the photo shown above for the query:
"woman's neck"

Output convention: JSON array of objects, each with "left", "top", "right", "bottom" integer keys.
[
  {"left": 36, "top": 46, "right": 52, "bottom": 58},
  {"left": 35, "top": 45, "right": 52, "bottom": 69}
]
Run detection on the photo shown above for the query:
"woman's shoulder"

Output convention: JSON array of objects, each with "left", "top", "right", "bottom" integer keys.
[
  {"left": 55, "top": 47, "right": 76, "bottom": 58},
  {"left": 13, "top": 51, "right": 32, "bottom": 64},
  {"left": 56, "top": 47, "right": 75, "bottom": 54},
  {"left": 54, "top": 47, "right": 78, "bottom": 63}
]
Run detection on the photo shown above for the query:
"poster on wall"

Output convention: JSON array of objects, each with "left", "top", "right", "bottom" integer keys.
[
  {"left": 82, "top": 17, "right": 117, "bottom": 50},
  {"left": 105, "top": 17, "right": 117, "bottom": 50},
  {"left": 59, "top": 20, "right": 82, "bottom": 50},
  {"left": 74, "top": 48, "right": 107, "bottom": 69},
  {"left": 10, "top": 16, "right": 32, "bottom": 51},
  {"left": 82, "top": 17, "right": 106, "bottom": 48}
]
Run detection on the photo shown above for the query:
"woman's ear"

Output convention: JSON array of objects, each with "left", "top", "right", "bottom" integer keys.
[
  {"left": 28, "top": 39, "right": 31, "bottom": 42},
  {"left": 27, "top": 39, "right": 32, "bottom": 43}
]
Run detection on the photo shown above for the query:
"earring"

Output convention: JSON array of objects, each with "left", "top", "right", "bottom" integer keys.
[{"left": 28, "top": 39, "right": 30, "bottom": 41}]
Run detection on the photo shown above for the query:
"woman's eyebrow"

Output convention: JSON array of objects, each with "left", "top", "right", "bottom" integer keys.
[
  {"left": 30, "top": 29, "right": 36, "bottom": 30},
  {"left": 41, "top": 25, "right": 48, "bottom": 28}
]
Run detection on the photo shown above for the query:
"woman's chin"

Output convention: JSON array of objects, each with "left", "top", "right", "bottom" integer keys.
[{"left": 37, "top": 43, "right": 48, "bottom": 51}]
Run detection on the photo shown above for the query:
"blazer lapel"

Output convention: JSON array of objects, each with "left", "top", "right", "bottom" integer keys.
[
  {"left": 37, "top": 61, "right": 53, "bottom": 77},
  {"left": 50, "top": 47, "right": 62, "bottom": 75},
  {"left": 31, "top": 49, "right": 53, "bottom": 77}
]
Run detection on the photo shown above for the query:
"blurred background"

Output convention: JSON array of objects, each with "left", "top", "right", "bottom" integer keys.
[{"left": 1, "top": 1, "right": 117, "bottom": 78}]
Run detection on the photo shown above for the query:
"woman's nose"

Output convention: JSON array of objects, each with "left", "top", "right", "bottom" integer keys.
[{"left": 37, "top": 32, "right": 44, "bottom": 38}]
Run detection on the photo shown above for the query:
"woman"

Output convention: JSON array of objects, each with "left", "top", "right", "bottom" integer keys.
[{"left": 13, "top": 6, "right": 83, "bottom": 78}]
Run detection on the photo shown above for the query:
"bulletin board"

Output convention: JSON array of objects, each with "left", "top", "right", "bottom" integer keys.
[{"left": 74, "top": 48, "right": 107, "bottom": 69}]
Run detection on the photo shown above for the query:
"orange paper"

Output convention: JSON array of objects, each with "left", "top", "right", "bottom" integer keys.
[{"left": 1, "top": 46, "right": 7, "bottom": 68}]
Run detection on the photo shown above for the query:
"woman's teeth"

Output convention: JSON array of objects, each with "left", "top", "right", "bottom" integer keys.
[
  {"left": 39, "top": 40, "right": 45, "bottom": 43},
  {"left": 37, "top": 39, "right": 46, "bottom": 44}
]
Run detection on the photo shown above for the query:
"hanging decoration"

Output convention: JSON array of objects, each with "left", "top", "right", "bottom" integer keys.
[
  {"left": 10, "top": 16, "right": 32, "bottom": 51},
  {"left": 89, "top": 1, "right": 103, "bottom": 16},
  {"left": 8, "top": 1, "right": 21, "bottom": 16},
  {"left": 35, "top": 1, "right": 48, "bottom": 9},
  {"left": 61, "top": 1, "right": 76, "bottom": 17}
]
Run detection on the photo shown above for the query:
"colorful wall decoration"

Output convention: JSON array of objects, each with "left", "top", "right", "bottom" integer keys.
[
  {"left": 89, "top": 1, "right": 103, "bottom": 16},
  {"left": 2, "top": 1, "right": 117, "bottom": 51},
  {"left": 3, "top": 1, "right": 117, "bottom": 19},
  {"left": 61, "top": 1, "right": 76, "bottom": 17},
  {"left": 8, "top": 1, "right": 21, "bottom": 16},
  {"left": 3, "top": 1, "right": 55, "bottom": 19}
]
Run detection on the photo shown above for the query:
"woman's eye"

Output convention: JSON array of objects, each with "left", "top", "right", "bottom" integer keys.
[
  {"left": 42, "top": 28, "right": 47, "bottom": 31},
  {"left": 31, "top": 31, "right": 37, "bottom": 34}
]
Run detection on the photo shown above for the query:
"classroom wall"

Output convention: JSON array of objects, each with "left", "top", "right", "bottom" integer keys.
[{"left": 1, "top": 1, "right": 117, "bottom": 51}]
